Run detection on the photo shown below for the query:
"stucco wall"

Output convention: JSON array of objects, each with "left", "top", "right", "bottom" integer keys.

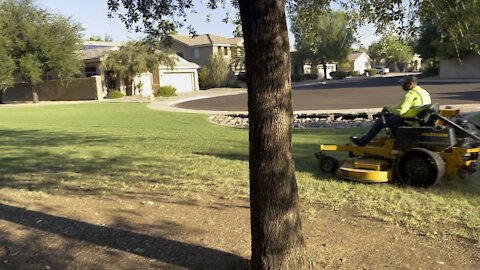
[
  {"left": 353, "top": 55, "right": 371, "bottom": 74},
  {"left": 3, "top": 76, "right": 102, "bottom": 103},
  {"left": 170, "top": 42, "right": 213, "bottom": 67},
  {"left": 440, "top": 54, "right": 480, "bottom": 78}
]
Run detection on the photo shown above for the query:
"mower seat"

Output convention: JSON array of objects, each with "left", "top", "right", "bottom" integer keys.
[{"left": 404, "top": 103, "right": 440, "bottom": 126}]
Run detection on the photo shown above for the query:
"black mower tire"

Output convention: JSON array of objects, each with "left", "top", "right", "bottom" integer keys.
[
  {"left": 318, "top": 155, "right": 340, "bottom": 173},
  {"left": 396, "top": 148, "right": 445, "bottom": 187}
]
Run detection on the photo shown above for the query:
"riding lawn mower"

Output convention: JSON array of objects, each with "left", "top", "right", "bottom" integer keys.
[{"left": 315, "top": 104, "right": 480, "bottom": 187}]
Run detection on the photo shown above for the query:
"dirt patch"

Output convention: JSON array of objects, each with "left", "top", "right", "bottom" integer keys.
[{"left": 0, "top": 188, "right": 478, "bottom": 270}]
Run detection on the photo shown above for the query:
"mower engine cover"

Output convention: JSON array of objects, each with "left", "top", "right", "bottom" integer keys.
[{"left": 393, "top": 126, "right": 456, "bottom": 150}]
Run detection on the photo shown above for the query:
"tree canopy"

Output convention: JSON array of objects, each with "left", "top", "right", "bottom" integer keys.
[
  {"left": 368, "top": 34, "right": 413, "bottom": 65},
  {"left": 336, "top": 0, "right": 480, "bottom": 56},
  {"left": 0, "top": 35, "right": 15, "bottom": 91},
  {"left": 0, "top": 0, "right": 84, "bottom": 102},
  {"left": 291, "top": 10, "right": 355, "bottom": 78}
]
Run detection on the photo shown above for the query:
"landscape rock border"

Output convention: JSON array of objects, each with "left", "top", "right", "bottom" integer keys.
[
  {"left": 210, "top": 111, "right": 480, "bottom": 129},
  {"left": 210, "top": 113, "right": 377, "bottom": 129}
]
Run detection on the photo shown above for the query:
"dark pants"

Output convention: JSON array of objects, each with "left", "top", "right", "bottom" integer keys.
[{"left": 357, "top": 115, "right": 407, "bottom": 146}]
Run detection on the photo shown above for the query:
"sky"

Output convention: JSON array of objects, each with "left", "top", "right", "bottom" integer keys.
[{"left": 36, "top": 0, "right": 378, "bottom": 48}]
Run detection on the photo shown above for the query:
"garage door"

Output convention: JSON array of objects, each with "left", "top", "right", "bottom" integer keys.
[{"left": 161, "top": 72, "right": 195, "bottom": 93}]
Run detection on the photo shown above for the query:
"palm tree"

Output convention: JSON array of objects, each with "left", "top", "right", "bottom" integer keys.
[{"left": 229, "top": 45, "right": 245, "bottom": 74}]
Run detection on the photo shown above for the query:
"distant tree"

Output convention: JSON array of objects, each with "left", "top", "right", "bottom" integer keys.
[
  {"left": 337, "top": 0, "right": 480, "bottom": 57},
  {"left": 199, "top": 53, "right": 229, "bottom": 88},
  {"left": 368, "top": 34, "right": 413, "bottom": 68},
  {"left": 291, "top": 10, "right": 355, "bottom": 79},
  {"left": 0, "top": 0, "right": 83, "bottom": 103},
  {"left": 88, "top": 34, "right": 114, "bottom": 42},
  {"left": 0, "top": 35, "right": 15, "bottom": 103},
  {"left": 102, "top": 41, "right": 175, "bottom": 95}
]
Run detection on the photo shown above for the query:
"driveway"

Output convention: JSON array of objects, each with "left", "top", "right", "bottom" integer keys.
[{"left": 175, "top": 76, "right": 480, "bottom": 112}]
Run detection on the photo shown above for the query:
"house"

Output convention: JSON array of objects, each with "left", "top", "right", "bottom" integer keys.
[
  {"left": 300, "top": 63, "right": 337, "bottom": 79},
  {"left": 346, "top": 52, "right": 372, "bottom": 74},
  {"left": 439, "top": 53, "right": 480, "bottom": 78},
  {"left": 79, "top": 41, "right": 200, "bottom": 96},
  {"left": 170, "top": 34, "right": 241, "bottom": 67}
]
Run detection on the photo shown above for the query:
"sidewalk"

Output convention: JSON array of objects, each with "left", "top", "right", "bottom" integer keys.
[{"left": 147, "top": 88, "right": 247, "bottom": 114}]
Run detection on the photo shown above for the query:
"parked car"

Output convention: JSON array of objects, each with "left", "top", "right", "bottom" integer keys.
[{"left": 375, "top": 66, "right": 390, "bottom": 75}]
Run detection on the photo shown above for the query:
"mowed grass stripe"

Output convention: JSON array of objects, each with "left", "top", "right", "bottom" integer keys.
[{"left": 0, "top": 103, "right": 478, "bottom": 240}]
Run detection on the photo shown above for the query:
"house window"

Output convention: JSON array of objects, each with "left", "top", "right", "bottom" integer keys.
[
  {"left": 224, "top": 46, "right": 229, "bottom": 56},
  {"left": 85, "top": 67, "right": 98, "bottom": 77},
  {"left": 190, "top": 48, "right": 199, "bottom": 59},
  {"left": 176, "top": 51, "right": 184, "bottom": 58}
]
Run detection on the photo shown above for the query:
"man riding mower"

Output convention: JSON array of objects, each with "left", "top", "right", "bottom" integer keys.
[{"left": 315, "top": 76, "right": 480, "bottom": 187}]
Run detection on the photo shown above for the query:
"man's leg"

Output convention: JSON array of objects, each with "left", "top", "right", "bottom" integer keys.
[
  {"left": 386, "top": 115, "right": 407, "bottom": 135},
  {"left": 353, "top": 115, "right": 406, "bottom": 146}
]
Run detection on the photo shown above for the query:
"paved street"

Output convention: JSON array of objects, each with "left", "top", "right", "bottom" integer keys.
[{"left": 175, "top": 76, "right": 480, "bottom": 112}]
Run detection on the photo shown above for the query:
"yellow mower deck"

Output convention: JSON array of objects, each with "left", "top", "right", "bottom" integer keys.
[{"left": 337, "top": 160, "right": 392, "bottom": 183}]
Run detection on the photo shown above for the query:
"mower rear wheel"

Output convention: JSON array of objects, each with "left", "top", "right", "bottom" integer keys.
[
  {"left": 318, "top": 155, "right": 340, "bottom": 173},
  {"left": 396, "top": 148, "right": 445, "bottom": 187}
]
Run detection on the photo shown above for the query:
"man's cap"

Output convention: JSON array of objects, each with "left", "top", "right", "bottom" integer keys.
[{"left": 398, "top": 75, "right": 418, "bottom": 84}]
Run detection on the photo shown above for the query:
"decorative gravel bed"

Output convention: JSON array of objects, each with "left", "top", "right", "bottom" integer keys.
[
  {"left": 210, "top": 113, "right": 379, "bottom": 129},
  {"left": 211, "top": 111, "right": 480, "bottom": 129}
]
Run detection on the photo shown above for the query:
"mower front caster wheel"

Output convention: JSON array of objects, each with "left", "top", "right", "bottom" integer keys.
[{"left": 317, "top": 154, "right": 340, "bottom": 173}]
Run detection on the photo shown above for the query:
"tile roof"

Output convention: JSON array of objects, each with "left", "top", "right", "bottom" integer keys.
[
  {"left": 348, "top": 52, "right": 366, "bottom": 62},
  {"left": 80, "top": 47, "right": 118, "bottom": 60},
  {"left": 172, "top": 34, "right": 234, "bottom": 46},
  {"left": 228, "top": 37, "right": 244, "bottom": 45}
]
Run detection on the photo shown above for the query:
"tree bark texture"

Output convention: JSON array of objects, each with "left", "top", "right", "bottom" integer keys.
[
  {"left": 238, "top": 1, "right": 309, "bottom": 269},
  {"left": 31, "top": 85, "right": 39, "bottom": 103},
  {"left": 323, "top": 63, "right": 328, "bottom": 80}
]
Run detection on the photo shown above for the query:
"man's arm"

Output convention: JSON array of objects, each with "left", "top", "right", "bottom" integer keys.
[{"left": 386, "top": 91, "right": 416, "bottom": 116}]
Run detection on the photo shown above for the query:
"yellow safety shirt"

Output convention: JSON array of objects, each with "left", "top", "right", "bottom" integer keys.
[{"left": 386, "top": 86, "right": 432, "bottom": 118}]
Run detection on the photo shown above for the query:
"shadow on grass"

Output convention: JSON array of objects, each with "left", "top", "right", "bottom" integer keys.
[
  {"left": 0, "top": 129, "right": 140, "bottom": 192},
  {"left": 0, "top": 203, "right": 248, "bottom": 270}
]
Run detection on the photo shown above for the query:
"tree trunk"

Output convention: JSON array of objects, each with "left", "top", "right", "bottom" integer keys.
[
  {"left": 323, "top": 63, "right": 328, "bottom": 80},
  {"left": 310, "top": 61, "right": 319, "bottom": 78},
  {"left": 238, "top": 1, "right": 309, "bottom": 269},
  {"left": 0, "top": 90, "right": 3, "bottom": 104},
  {"left": 126, "top": 79, "right": 133, "bottom": 96},
  {"left": 31, "top": 85, "right": 39, "bottom": 103}
]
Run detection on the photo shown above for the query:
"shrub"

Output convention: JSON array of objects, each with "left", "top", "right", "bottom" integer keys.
[
  {"left": 237, "top": 72, "right": 247, "bottom": 82},
  {"left": 198, "top": 53, "right": 229, "bottom": 89},
  {"left": 154, "top": 86, "right": 177, "bottom": 97},
  {"left": 349, "top": 71, "right": 361, "bottom": 77},
  {"left": 420, "top": 65, "right": 439, "bottom": 78},
  {"left": 304, "top": 73, "right": 319, "bottom": 80},
  {"left": 226, "top": 80, "right": 247, "bottom": 88},
  {"left": 330, "top": 71, "right": 349, "bottom": 80},
  {"left": 106, "top": 90, "right": 124, "bottom": 99},
  {"left": 365, "top": 68, "right": 377, "bottom": 76},
  {"left": 291, "top": 74, "right": 305, "bottom": 82}
]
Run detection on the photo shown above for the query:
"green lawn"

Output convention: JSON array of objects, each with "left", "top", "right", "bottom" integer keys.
[{"left": 0, "top": 103, "right": 478, "bottom": 240}]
